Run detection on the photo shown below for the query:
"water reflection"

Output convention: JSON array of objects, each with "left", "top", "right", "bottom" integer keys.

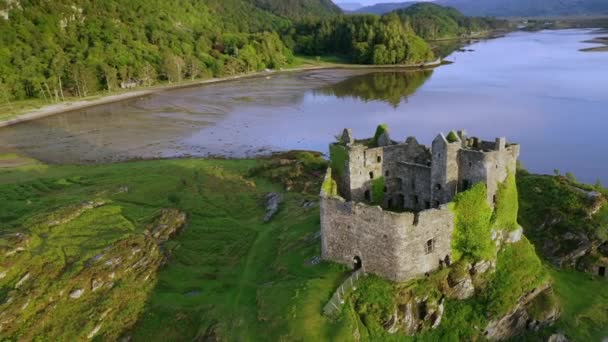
[{"left": 315, "top": 71, "right": 433, "bottom": 107}]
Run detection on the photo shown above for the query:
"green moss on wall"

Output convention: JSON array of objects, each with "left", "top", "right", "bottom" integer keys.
[
  {"left": 450, "top": 183, "right": 495, "bottom": 262},
  {"left": 372, "top": 176, "right": 385, "bottom": 205},
  {"left": 329, "top": 144, "right": 348, "bottom": 179},
  {"left": 373, "top": 124, "right": 389, "bottom": 146},
  {"left": 492, "top": 171, "right": 519, "bottom": 231},
  {"left": 322, "top": 168, "right": 338, "bottom": 197},
  {"left": 446, "top": 131, "right": 459, "bottom": 143}
]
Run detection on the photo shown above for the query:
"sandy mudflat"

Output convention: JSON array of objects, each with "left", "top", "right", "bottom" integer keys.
[{"left": 580, "top": 36, "right": 608, "bottom": 52}]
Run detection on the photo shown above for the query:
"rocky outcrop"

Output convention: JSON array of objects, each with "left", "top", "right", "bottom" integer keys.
[
  {"left": 547, "top": 333, "right": 569, "bottom": 342},
  {"left": 263, "top": 192, "right": 282, "bottom": 222},
  {"left": 484, "top": 284, "right": 559, "bottom": 340}
]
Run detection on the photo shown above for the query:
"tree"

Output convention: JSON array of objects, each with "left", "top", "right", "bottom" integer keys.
[{"left": 162, "top": 53, "right": 185, "bottom": 84}]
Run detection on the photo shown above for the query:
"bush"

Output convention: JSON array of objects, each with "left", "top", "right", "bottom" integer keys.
[
  {"left": 446, "top": 131, "right": 459, "bottom": 143},
  {"left": 372, "top": 177, "right": 385, "bottom": 205},
  {"left": 492, "top": 172, "right": 519, "bottom": 231},
  {"left": 451, "top": 183, "right": 494, "bottom": 262}
]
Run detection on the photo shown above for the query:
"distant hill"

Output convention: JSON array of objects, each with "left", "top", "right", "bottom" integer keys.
[
  {"left": 353, "top": 1, "right": 417, "bottom": 15},
  {"left": 248, "top": 0, "right": 342, "bottom": 19},
  {"left": 394, "top": 3, "right": 509, "bottom": 40},
  {"left": 354, "top": 0, "right": 608, "bottom": 17},
  {"left": 335, "top": 2, "right": 364, "bottom": 11}
]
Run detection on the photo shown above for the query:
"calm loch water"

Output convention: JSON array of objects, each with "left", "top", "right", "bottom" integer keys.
[{"left": 0, "top": 29, "right": 607, "bottom": 183}]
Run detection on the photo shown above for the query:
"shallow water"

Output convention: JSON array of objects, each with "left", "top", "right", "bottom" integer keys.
[{"left": 0, "top": 29, "right": 607, "bottom": 183}]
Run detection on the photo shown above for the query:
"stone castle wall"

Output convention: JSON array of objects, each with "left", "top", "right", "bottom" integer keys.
[{"left": 321, "top": 186, "right": 454, "bottom": 282}]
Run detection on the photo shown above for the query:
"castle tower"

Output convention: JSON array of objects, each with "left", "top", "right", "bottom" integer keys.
[{"left": 431, "top": 133, "right": 461, "bottom": 206}]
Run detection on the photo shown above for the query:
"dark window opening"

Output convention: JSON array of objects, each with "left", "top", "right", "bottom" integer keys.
[
  {"left": 444, "top": 255, "right": 451, "bottom": 267},
  {"left": 385, "top": 170, "right": 389, "bottom": 177},
  {"left": 353, "top": 256, "right": 362, "bottom": 270},
  {"left": 414, "top": 195, "right": 419, "bottom": 204},
  {"left": 369, "top": 171, "right": 374, "bottom": 180},
  {"left": 377, "top": 156, "right": 382, "bottom": 163},
  {"left": 493, "top": 195, "right": 497, "bottom": 204},
  {"left": 435, "top": 183, "right": 442, "bottom": 190},
  {"left": 364, "top": 190, "right": 371, "bottom": 201},
  {"left": 434, "top": 201, "right": 440, "bottom": 208},
  {"left": 600, "top": 266, "right": 606, "bottom": 277},
  {"left": 388, "top": 199, "right": 393, "bottom": 208},
  {"left": 425, "top": 201, "right": 431, "bottom": 209},
  {"left": 462, "top": 179, "right": 471, "bottom": 191},
  {"left": 425, "top": 239, "right": 435, "bottom": 254},
  {"left": 437, "top": 153, "right": 441, "bottom": 158},
  {"left": 398, "top": 194, "right": 405, "bottom": 208},
  {"left": 469, "top": 162, "right": 472, "bottom": 167},
  {"left": 411, "top": 180, "right": 416, "bottom": 190},
  {"left": 383, "top": 186, "right": 388, "bottom": 192}
]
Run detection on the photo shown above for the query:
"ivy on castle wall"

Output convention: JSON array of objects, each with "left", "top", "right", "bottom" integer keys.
[
  {"left": 322, "top": 168, "right": 338, "bottom": 197},
  {"left": 450, "top": 183, "right": 495, "bottom": 262},
  {"left": 491, "top": 171, "right": 519, "bottom": 231},
  {"left": 372, "top": 176, "right": 386, "bottom": 205},
  {"left": 329, "top": 144, "right": 348, "bottom": 179}
]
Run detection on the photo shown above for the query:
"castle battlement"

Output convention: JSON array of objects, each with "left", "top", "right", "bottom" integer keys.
[{"left": 321, "top": 126, "right": 520, "bottom": 282}]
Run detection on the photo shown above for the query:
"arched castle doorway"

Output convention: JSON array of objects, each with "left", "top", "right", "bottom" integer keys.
[{"left": 353, "top": 256, "right": 362, "bottom": 271}]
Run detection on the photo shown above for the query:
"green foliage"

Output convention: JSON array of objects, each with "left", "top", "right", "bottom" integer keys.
[
  {"left": 372, "top": 176, "right": 386, "bottom": 205},
  {"left": 350, "top": 275, "right": 396, "bottom": 332},
  {"left": 527, "top": 289, "right": 558, "bottom": 321},
  {"left": 446, "top": 131, "right": 459, "bottom": 143},
  {"left": 394, "top": 3, "right": 508, "bottom": 41},
  {"left": 292, "top": 13, "right": 435, "bottom": 65},
  {"left": 551, "top": 269, "right": 608, "bottom": 341},
  {"left": 450, "top": 183, "right": 494, "bottom": 262},
  {"left": 316, "top": 71, "right": 433, "bottom": 107},
  {"left": 0, "top": 0, "right": 295, "bottom": 102},
  {"left": 518, "top": 173, "right": 608, "bottom": 250},
  {"left": 492, "top": 172, "right": 519, "bottom": 231},
  {"left": 247, "top": 0, "right": 341, "bottom": 19},
  {"left": 329, "top": 143, "right": 348, "bottom": 178},
  {"left": 482, "top": 238, "right": 549, "bottom": 317},
  {"left": 322, "top": 168, "right": 338, "bottom": 196},
  {"left": 373, "top": 124, "right": 390, "bottom": 145}
]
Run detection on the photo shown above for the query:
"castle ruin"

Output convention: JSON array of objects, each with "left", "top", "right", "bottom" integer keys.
[{"left": 320, "top": 126, "right": 520, "bottom": 282}]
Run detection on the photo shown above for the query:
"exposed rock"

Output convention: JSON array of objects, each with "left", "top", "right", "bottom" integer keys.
[
  {"left": 0, "top": 271, "right": 6, "bottom": 279},
  {"left": 431, "top": 299, "right": 445, "bottom": 329},
  {"left": 15, "top": 273, "right": 30, "bottom": 288},
  {"left": 400, "top": 301, "right": 418, "bottom": 335},
  {"left": 47, "top": 200, "right": 106, "bottom": 227},
  {"left": 472, "top": 260, "right": 494, "bottom": 275},
  {"left": 547, "top": 333, "right": 569, "bottom": 342},
  {"left": 506, "top": 227, "right": 523, "bottom": 243},
  {"left": 448, "top": 264, "right": 475, "bottom": 300},
  {"left": 484, "top": 284, "right": 556, "bottom": 340},
  {"left": 376, "top": 132, "right": 391, "bottom": 147},
  {"left": 300, "top": 199, "right": 317, "bottom": 208},
  {"left": 87, "top": 323, "right": 102, "bottom": 339},
  {"left": 450, "top": 277, "right": 474, "bottom": 300},
  {"left": 385, "top": 309, "right": 400, "bottom": 334},
  {"left": 91, "top": 279, "right": 103, "bottom": 292},
  {"left": 263, "top": 192, "right": 282, "bottom": 223},
  {"left": 69, "top": 288, "right": 84, "bottom": 299}
]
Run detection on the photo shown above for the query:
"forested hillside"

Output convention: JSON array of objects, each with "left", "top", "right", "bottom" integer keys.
[
  {"left": 0, "top": 0, "right": 496, "bottom": 104},
  {"left": 395, "top": 3, "right": 509, "bottom": 40},
  {"left": 247, "top": 0, "right": 341, "bottom": 19},
  {"left": 355, "top": 0, "right": 608, "bottom": 17},
  {"left": 290, "top": 13, "right": 434, "bottom": 64}
]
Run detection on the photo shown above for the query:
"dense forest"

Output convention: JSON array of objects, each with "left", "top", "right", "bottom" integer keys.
[
  {"left": 395, "top": 3, "right": 510, "bottom": 40},
  {"left": 0, "top": 0, "right": 505, "bottom": 103}
]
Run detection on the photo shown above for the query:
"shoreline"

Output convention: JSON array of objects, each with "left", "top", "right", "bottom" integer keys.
[{"left": 0, "top": 59, "right": 442, "bottom": 129}]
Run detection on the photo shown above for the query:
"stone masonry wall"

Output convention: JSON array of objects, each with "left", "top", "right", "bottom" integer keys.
[{"left": 321, "top": 189, "right": 454, "bottom": 282}]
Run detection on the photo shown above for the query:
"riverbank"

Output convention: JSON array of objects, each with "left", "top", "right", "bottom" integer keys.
[
  {"left": 580, "top": 36, "right": 608, "bottom": 52},
  {"left": 0, "top": 58, "right": 442, "bottom": 128}
]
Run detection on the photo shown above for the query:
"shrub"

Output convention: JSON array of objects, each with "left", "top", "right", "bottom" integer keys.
[
  {"left": 451, "top": 183, "right": 494, "bottom": 262},
  {"left": 329, "top": 144, "right": 348, "bottom": 178},
  {"left": 492, "top": 172, "right": 519, "bottom": 231},
  {"left": 446, "top": 131, "right": 459, "bottom": 143}
]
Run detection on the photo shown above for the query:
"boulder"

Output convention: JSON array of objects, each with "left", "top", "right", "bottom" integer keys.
[
  {"left": 263, "top": 192, "right": 282, "bottom": 223},
  {"left": 547, "top": 333, "right": 569, "bottom": 342},
  {"left": 69, "top": 288, "right": 84, "bottom": 299}
]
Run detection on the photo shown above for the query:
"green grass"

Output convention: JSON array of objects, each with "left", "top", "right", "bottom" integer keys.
[
  {"left": 551, "top": 269, "right": 608, "bottom": 342},
  {"left": 0, "top": 154, "right": 357, "bottom": 340}
]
